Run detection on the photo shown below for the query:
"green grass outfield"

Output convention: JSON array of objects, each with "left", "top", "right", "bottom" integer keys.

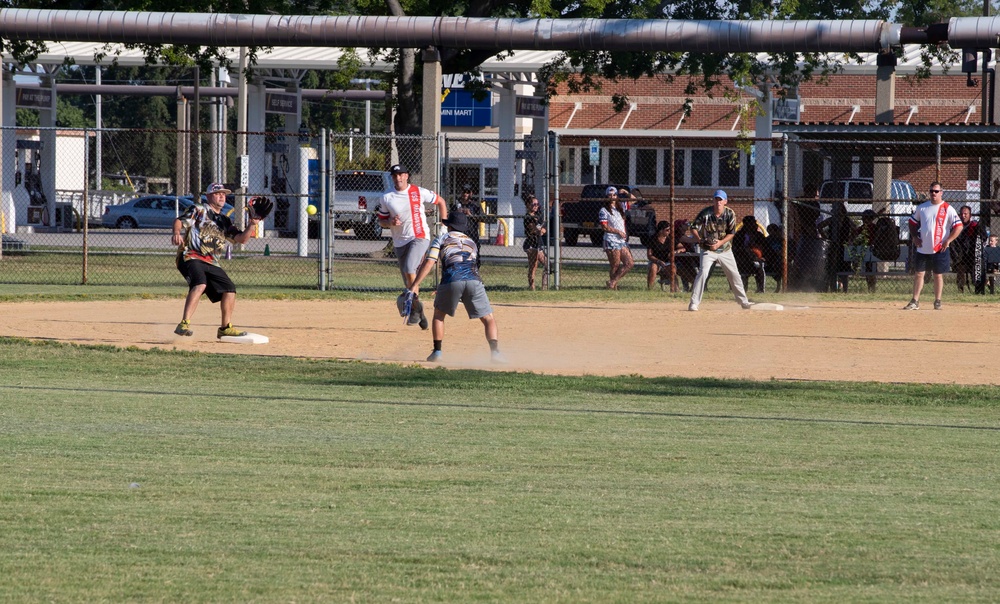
[{"left": 1, "top": 337, "right": 999, "bottom": 602}]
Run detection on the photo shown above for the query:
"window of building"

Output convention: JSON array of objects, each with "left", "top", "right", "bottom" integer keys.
[
  {"left": 663, "top": 149, "right": 686, "bottom": 187},
  {"left": 636, "top": 149, "right": 657, "bottom": 186},
  {"left": 719, "top": 149, "right": 740, "bottom": 187},
  {"left": 691, "top": 150, "right": 713, "bottom": 186},
  {"left": 582, "top": 147, "right": 599, "bottom": 184},
  {"left": 609, "top": 148, "right": 630, "bottom": 184},
  {"left": 559, "top": 148, "right": 577, "bottom": 185}
]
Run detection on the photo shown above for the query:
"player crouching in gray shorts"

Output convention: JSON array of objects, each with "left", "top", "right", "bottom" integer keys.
[
  {"left": 406, "top": 211, "right": 505, "bottom": 364},
  {"left": 434, "top": 279, "right": 493, "bottom": 318}
]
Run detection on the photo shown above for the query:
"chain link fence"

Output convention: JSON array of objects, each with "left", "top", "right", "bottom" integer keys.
[{"left": 2, "top": 126, "right": 997, "bottom": 296}]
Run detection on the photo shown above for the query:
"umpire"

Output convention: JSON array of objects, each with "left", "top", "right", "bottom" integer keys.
[{"left": 171, "top": 183, "right": 262, "bottom": 339}]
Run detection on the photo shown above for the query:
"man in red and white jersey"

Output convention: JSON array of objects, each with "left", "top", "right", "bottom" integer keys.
[
  {"left": 374, "top": 164, "right": 448, "bottom": 328},
  {"left": 903, "top": 182, "right": 963, "bottom": 310}
]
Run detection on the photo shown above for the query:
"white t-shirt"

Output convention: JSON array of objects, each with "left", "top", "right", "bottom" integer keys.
[
  {"left": 374, "top": 184, "right": 439, "bottom": 247},
  {"left": 909, "top": 201, "right": 960, "bottom": 255}
]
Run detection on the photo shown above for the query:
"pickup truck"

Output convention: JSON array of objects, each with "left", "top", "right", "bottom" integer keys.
[
  {"left": 320, "top": 170, "right": 392, "bottom": 240},
  {"left": 559, "top": 184, "right": 658, "bottom": 247}
]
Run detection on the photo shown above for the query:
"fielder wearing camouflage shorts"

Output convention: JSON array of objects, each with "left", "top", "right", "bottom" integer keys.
[
  {"left": 171, "top": 182, "right": 261, "bottom": 338},
  {"left": 407, "top": 211, "right": 506, "bottom": 364},
  {"left": 683, "top": 189, "right": 754, "bottom": 312}
]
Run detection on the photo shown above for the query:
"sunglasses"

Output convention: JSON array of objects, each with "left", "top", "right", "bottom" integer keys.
[{"left": 930, "top": 189, "right": 943, "bottom": 193}]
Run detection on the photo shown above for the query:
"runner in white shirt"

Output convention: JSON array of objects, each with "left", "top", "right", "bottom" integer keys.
[
  {"left": 373, "top": 163, "right": 448, "bottom": 328},
  {"left": 903, "top": 181, "right": 963, "bottom": 310}
]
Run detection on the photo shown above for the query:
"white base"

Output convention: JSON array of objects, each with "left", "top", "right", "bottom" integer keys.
[
  {"left": 750, "top": 302, "right": 783, "bottom": 311},
  {"left": 219, "top": 332, "right": 269, "bottom": 344}
]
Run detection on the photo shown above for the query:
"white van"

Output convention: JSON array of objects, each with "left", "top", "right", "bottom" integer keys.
[{"left": 819, "top": 178, "right": 918, "bottom": 239}]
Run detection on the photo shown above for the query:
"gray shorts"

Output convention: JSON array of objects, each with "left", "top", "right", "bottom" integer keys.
[
  {"left": 395, "top": 238, "right": 431, "bottom": 277},
  {"left": 433, "top": 280, "right": 493, "bottom": 319}
]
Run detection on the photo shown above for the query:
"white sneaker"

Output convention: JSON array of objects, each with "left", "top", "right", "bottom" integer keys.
[
  {"left": 491, "top": 350, "right": 508, "bottom": 364},
  {"left": 688, "top": 304, "right": 699, "bottom": 312}
]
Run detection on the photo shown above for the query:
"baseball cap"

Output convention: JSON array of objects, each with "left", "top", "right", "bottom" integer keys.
[
  {"left": 605, "top": 186, "right": 618, "bottom": 196},
  {"left": 389, "top": 164, "right": 409, "bottom": 175},
  {"left": 442, "top": 212, "right": 468, "bottom": 233},
  {"left": 206, "top": 183, "right": 232, "bottom": 195},
  {"left": 462, "top": 184, "right": 472, "bottom": 192},
  {"left": 713, "top": 189, "right": 728, "bottom": 200}
]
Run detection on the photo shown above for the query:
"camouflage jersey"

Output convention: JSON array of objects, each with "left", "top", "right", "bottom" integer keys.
[
  {"left": 176, "top": 203, "right": 240, "bottom": 267},
  {"left": 691, "top": 205, "right": 737, "bottom": 253},
  {"left": 427, "top": 230, "right": 481, "bottom": 284}
]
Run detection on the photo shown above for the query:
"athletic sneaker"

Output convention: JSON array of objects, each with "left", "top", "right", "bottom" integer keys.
[
  {"left": 688, "top": 304, "right": 699, "bottom": 312},
  {"left": 426, "top": 350, "right": 442, "bottom": 362},
  {"left": 174, "top": 319, "right": 193, "bottom": 337},
  {"left": 217, "top": 323, "right": 247, "bottom": 338},
  {"left": 491, "top": 350, "right": 508, "bottom": 364},
  {"left": 741, "top": 301, "right": 756, "bottom": 310},
  {"left": 902, "top": 299, "right": 920, "bottom": 310},
  {"left": 934, "top": 299, "right": 942, "bottom": 310}
]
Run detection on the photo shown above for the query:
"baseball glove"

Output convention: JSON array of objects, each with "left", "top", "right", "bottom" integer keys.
[
  {"left": 397, "top": 290, "right": 415, "bottom": 319},
  {"left": 247, "top": 196, "right": 274, "bottom": 221}
]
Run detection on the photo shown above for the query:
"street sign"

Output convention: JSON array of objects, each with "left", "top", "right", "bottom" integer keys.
[{"left": 589, "top": 139, "right": 600, "bottom": 164}]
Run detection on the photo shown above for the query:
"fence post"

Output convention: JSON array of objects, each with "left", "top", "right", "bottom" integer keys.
[
  {"left": 781, "top": 134, "right": 789, "bottom": 293},
  {"left": 319, "top": 127, "right": 327, "bottom": 291},
  {"left": 669, "top": 138, "right": 676, "bottom": 292},
  {"left": 551, "top": 131, "right": 561, "bottom": 290},
  {"left": 82, "top": 127, "right": 90, "bottom": 284}
]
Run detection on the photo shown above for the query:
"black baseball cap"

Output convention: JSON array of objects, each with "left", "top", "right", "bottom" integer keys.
[
  {"left": 389, "top": 164, "right": 409, "bottom": 175},
  {"left": 442, "top": 212, "right": 469, "bottom": 233}
]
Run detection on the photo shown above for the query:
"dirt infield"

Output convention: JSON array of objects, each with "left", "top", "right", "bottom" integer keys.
[{"left": 4, "top": 297, "right": 1000, "bottom": 384}]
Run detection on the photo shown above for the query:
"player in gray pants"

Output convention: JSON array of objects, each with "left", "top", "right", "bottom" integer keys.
[{"left": 683, "top": 189, "right": 754, "bottom": 311}]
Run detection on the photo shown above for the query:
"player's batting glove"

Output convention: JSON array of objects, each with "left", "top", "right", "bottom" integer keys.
[{"left": 248, "top": 196, "right": 274, "bottom": 220}]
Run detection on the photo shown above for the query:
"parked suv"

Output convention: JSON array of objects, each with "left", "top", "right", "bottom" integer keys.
[
  {"left": 818, "top": 178, "right": 918, "bottom": 239},
  {"left": 326, "top": 170, "right": 393, "bottom": 240},
  {"left": 559, "top": 184, "right": 657, "bottom": 247}
]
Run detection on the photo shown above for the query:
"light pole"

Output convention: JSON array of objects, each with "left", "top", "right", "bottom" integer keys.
[{"left": 350, "top": 77, "right": 380, "bottom": 157}]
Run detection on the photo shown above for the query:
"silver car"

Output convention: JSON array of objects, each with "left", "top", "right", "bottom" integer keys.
[{"left": 101, "top": 195, "right": 193, "bottom": 229}]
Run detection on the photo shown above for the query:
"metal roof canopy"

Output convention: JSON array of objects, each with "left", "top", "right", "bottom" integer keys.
[
  {"left": 778, "top": 124, "right": 1000, "bottom": 157},
  {"left": 0, "top": 11, "right": 905, "bottom": 53}
]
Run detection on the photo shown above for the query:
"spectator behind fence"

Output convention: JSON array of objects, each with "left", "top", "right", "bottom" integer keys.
[
  {"left": 646, "top": 221, "right": 673, "bottom": 290},
  {"left": 764, "top": 224, "right": 784, "bottom": 292},
  {"left": 791, "top": 183, "right": 823, "bottom": 291},
  {"left": 522, "top": 196, "right": 547, "bottom": 290},
  {"left": 599, "top": 186, "right": 634, "bottom": 289},
  {"left": 948, "top": 205, "right": 977, "bottom": 293},
  {"left": 818, "top": 201, "right": 858, "bottom": 293},
  {"left": 674, "top": 219, "right": 699, "bottom": 292},
  {"left": 734, "top": 215, "right": 768, "bottom": 294},
  {"left": 858, "top": 209, "right": 879, "bottom": 293},
  {"left": 449, "top": 184, "right": 484, "bottom": 264},
  {"left": 988, "top": 234, "right": 999, "bottom": 294}
]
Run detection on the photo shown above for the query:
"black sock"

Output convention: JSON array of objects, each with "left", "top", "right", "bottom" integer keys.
[
  {"left": 433, "top": 340, "right": 442, "bottom": 352},
  {"left": 488, "top": 339, "right": 499, "bottom": 353}
]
